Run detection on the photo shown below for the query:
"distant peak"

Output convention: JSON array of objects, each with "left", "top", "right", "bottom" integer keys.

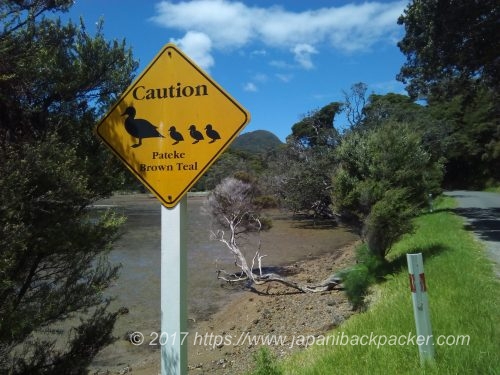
[{"left": 230, "top": 130, "right": 283, "bottom": 154}]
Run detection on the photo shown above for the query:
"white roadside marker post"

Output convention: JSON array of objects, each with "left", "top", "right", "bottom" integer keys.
[
  {"left": 407, "top": 253, "right": 435, "bottom": 364},
  {"left": 161, "top": 196, "right": 188, "bottom": 374}
]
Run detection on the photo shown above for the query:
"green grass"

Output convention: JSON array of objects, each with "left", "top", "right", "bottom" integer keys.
[
  {"left": 273, "top": 196, "right": 500, "bottom": 374},
  {"left": 485, "top": 186, "right": 500, "bottom": 193}
]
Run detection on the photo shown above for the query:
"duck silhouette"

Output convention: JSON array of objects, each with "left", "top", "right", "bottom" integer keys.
[
  {"left": 121, "top": 106, "right": 164, "bottom": 148},
  {"left": 188, "top": 125, "right": 204, "bottom": 144},
  {"left": 205, "top": 124, "right": 221, "bottom": 143},
  {"left": 169, "top": 126, "right": 184, "bottom": 145}
]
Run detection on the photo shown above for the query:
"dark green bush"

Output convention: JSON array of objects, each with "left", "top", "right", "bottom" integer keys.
[
  {"left": 363, "top": 188, "right": 415, "bottom": 258},
  {"left": 355, "top": 243, "right": 386, "bottom": 274},
  {"left": 259, "top": 215, "right": 273, "bottom": 230},
  {"left": 254, "top": 195, "right": 279, "bottom": 209},
  {"left": 333, "top": 121, "right": 443, "bottom": 259},
  {"left": 340, "top": 244, "right": 385, "bottom": 309},
  {"left": 341, "top": 264, "right": 372, "bottom": 310}
]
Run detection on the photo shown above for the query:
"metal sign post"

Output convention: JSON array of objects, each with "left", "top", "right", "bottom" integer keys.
[
  {"left": 161, "top": 197, "right": 187, "bottom": 374},
  {"left": 407, "top": 253, "right": 435, "bottom": 364}
]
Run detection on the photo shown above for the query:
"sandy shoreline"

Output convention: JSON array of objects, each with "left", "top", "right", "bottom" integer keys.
[{"left": 119, "top": 240, "right": 358, "bottom": 375}]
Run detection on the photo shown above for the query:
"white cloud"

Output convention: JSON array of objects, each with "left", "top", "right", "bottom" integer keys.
[
  {"left": 170, "top": 31, "right": 214, "bottom": 70},
  {"left": 253, "top": 73, "right": 268, "bottom": 83},
  {"left": 269, "top": 60, "right": 294, "bottom": 69},
  {"left": 242, "top": 74, "right": 266, "bottom": 92},
  {"left": 250, "top": 49, "right": 267, "bottom": 57},
  {"left": 153, "top": 0, "right": 406, "bottom": 68},
  {"left": 291, "top": 44, "right": 317, "bottom": 70},
  {"left": 243, "top": 82, "right": 258, "bottom": 92},
  {"left": 275, "top": 73, "right": 293, "bottom": 83},
  {"left": 154, "top": 0, "right": 254, "bottom": 48}
]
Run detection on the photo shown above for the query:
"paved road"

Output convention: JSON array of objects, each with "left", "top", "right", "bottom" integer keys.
[{"left": 445, "top": 190, "right": 500, "bottom": 278}]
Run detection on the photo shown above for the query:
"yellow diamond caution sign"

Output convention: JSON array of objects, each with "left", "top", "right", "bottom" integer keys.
[{"left": 95, "top": 43, "right": 250, "bottom": 208}]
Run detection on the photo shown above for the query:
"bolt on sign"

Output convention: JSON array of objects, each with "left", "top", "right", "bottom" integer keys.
[{"left": 95, "top": 43, "right": 251, "bottom": 208}]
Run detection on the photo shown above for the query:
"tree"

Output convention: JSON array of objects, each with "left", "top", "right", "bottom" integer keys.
[
  {"left": 265, "top": 143, "right": 336, "bottom": 219},
  {"left": 397, "top": 0, "right": 499, "bottom": 187},
  {"left": 332, "top": 121, "right": 443, "bottom": 258},
  {"left": 265, "top": 103, "right": 342, "bottom": 218},
  {"left": 397, "top": 0, "right": 499, "bottom": 99},
  {"left": 362, "top": 93, "right": 423, "bottom": 127},
  {"left": 428, "top": 87, "right": 499, "bottom": 187},
  {"left": 288, "top": 102, "right": 342, "bottom": 148},
  {"left": 342, "top": 82, "right": 368, "bottom": 128},
  {"left": 195, "top": 149, "right": 269, "bottom": 191},
  {"left": 0, "top": 1, "right": 137, "bottom": 373},
  {"left": 207, "top": 177, "right": 342, "bottom": 293}
]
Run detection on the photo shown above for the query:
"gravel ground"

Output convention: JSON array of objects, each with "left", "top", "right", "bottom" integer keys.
[{"left": 185, "top": 242, "right": 358, "bottom": 374}]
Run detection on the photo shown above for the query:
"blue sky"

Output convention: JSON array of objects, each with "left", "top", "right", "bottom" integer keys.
[{"left": 66, "top": 0, "right": 408, "bottom": 141}]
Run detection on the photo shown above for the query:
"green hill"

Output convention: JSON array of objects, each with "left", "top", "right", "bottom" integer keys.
[{"left": 231, "top": 130, "right": 283, "bottom": 154}]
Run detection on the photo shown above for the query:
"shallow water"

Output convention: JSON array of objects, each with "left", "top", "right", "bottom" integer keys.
[
  {"left": 98, "top": 194, "right": 243, "bottom": 323},
  {"left": 88, "top": 193, "right": 357, "bottom": 371}
]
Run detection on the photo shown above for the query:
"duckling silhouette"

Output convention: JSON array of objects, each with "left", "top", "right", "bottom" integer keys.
[
  {"left": 169, "top": 126, "right": 184, "bottom": 145},
  {"left": 205, "top": 124, "right": 221, "bottom": 143},
  {"left": 188, "top": 124, "right": 204, "bottom": 144},
  {"left": 121, "top": 106, "right": 164, "bottom": 148}
]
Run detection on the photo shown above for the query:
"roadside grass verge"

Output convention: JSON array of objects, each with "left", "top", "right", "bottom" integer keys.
[
  {"left": 485, "top": 186, "right": 500, "bottom": 193},
  {"left": 263, "top": 196, "right": 499, "bottom": 374}
]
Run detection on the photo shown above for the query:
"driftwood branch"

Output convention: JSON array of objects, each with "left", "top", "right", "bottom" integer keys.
[
  {"left": 216, "top": 259, "right": 341, "bottom": 293},
  {"left": 212, "top": 228, "right": 341, "bottom": 293}
]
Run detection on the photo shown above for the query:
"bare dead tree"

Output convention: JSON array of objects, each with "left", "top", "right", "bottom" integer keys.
[
  {"left": 206, "top": 177, "right": 341, "bottom": 293},
  {"left": 342, "top": 82, "right": 368, "bottom": 128}
]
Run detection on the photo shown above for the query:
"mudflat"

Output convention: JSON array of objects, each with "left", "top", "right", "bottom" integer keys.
[{"left": 89, "top": 193, "right": 359, "bottom": 375}]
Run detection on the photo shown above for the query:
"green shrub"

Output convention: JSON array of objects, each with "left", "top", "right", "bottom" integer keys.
[
  {"left": 363, "top": 188, "right": 415, "bottom": 258},
  {"left": 333, "top": 121, "right": 443, "bottom": 259},
  {"left": 341, "top": 264, "right": 371, "bottom": 309},
  {"left": 355, "top": 243, "right": 386, "bottom": 275},
  {"left": 338, "top": 244, "right": 383, "bottom": 309},
  {"left": 250, "top": 347, "right": 283, "bottom": 375},
  {"left": 254, "top": 195, "right": 279, "bottom": 209},
  {"left": 259, "top": 215, "right": 273, "bottom": 230}
]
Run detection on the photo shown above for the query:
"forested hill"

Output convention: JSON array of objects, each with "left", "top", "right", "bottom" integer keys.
[{"left": 231, "top": 130, "right": 283, "bottom": 154}]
